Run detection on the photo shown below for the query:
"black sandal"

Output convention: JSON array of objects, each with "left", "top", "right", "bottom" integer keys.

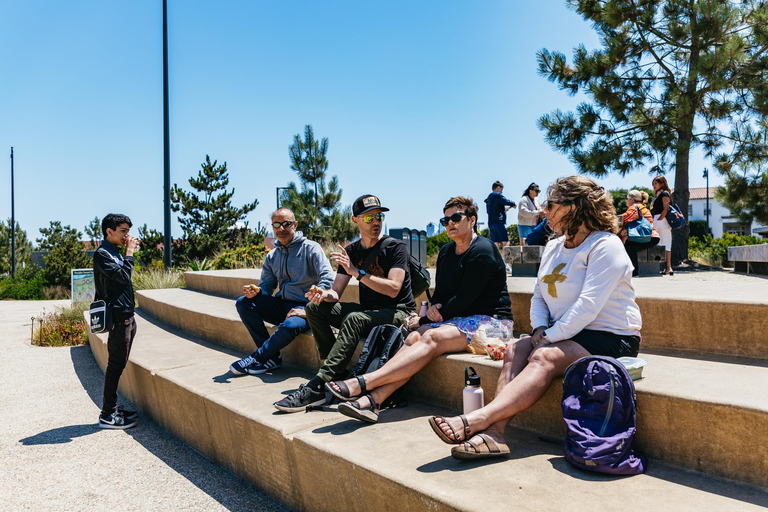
[
  {"left": 325, "top": 375, "right": 366, "bottom": 402},
  {"left": 338, "top": 394, "right": 379, "bottom": 423}
]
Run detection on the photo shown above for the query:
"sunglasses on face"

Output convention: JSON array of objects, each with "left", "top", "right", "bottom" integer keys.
[
  {"left": 545, "top": 200, "right": 565, "bottom": 211},
  {"left": 272, "top": 220, "right": 296, "bottom": 229},
  {"left": 439, "top": 212, "right": 470, "bottom": 226},
  {"left": 532, "top": 188, "right": 540, "bottom": 193},
  {"left": 361, "top": 213, "right": 385, "bottom": 224}
]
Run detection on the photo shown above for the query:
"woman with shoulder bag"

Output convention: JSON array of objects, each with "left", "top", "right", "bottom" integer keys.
[
  {"left": 619, "top": 190, "right": 660, "bottom": 277},
  {"left": 651, "top": 176, "right": 674, "bottom": 275}
]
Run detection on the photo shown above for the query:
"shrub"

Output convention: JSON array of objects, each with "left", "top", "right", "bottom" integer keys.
[
  {"left": 688, "top": 234, "right": 766, "bottom": 267},
  {"left": 427, "top": 232, "right": 451, "bottom": 255},
  {"left": 0, "top": 265, "right": 45, "bottom": 300},
  {"left": 32, "top": 301, "right": 89, "bottom": 347},
  {"left": 688, "top": 220, "right": 710, "bottom": 239},
  {"left": 132, "top": 268, "right": 185, "bottom": 290},
  {"left": 213, "top": 244, "right": 269, "bottom": 270}
]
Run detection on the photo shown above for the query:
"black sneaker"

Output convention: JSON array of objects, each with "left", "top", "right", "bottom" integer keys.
[
  {"left": 99, "top": 411, "right": 137, "bottom": 430},
  {"left": 117, "top": 405, "right": 138, "bottom": 421},
  {"left": 246, "top": 354, "right": 282, "bottom": 375},
  {"left": 230, "top": 354, "right": 258, "bottom": 375},
  {"left": 274, "top": 384, "right": 326, "bottom": 413}
]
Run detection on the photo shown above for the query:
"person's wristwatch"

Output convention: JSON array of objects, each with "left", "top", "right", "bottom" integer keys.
[{"left": 357, "top": 269, "right": 367, "bottom": 280}]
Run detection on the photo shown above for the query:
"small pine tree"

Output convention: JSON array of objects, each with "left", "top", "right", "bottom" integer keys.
[
  {"left": 171, "top": 155, "right": 259, "bottom": 260},
  {"left": 0, "top": 219, "right": 33, "bottom": 273},
  {"left": 281, "top": 125, "right": 356, "bottom": 242},
  {"left": 37, "top": 221, "right": 91, "bottom": 287},
  {"left": 84, "top": 216, "right": 102, "bottom": 245}
]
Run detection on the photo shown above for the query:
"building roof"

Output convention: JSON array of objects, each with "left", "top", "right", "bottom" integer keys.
[{"left": 688, "top": 187, "right": 715, "bottom": 200}]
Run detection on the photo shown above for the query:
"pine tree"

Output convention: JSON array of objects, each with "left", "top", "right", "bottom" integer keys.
[
  {"left": 537, "top": 0, "right": 768, "bottom": 262},
  {"left": 170, "top": 155, "right": 259, "bottom": 260},
  {"left": 37, "top": 221, "right": 91, "bottom": 287},
  {"left": 281, "top": 125, "right": 356, "bottom": 242},
  {"left": 0, "top": 219, "right": 33, "bottom": 274},
  {"left": 84, "top": 216, "right": 102, "bottom": 245}
]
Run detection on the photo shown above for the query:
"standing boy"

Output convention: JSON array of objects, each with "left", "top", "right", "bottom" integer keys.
[{"left": 94, "top": 214, "right": 140, "bottom": 429}]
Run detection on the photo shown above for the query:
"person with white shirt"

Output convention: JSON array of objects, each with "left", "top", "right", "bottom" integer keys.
[
  {"left": 517, "top": 183, "right": 543, "bottom": 245},
  {"left": 428, "top": 175, "right": 642, "bottom": 460}
]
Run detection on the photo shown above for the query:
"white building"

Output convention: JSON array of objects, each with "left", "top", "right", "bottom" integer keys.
[{"left": 687, "top": 187, "right": 768, "bottom": 238}]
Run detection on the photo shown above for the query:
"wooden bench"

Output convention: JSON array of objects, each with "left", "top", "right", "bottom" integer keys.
[{"left": 504, "top": 244, "right": 666, "bottom": 277}]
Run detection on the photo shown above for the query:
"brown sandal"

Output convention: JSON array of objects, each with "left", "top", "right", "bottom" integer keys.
[
  {"left": 451, "top": 433, "right": 510, "bottom": 460},
  {"left": 428, "top": 414, "right": 470, "bottom": 445}
]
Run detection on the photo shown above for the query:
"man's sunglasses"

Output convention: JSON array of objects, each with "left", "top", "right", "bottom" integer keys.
[
  {"left": 272, "top": 220, "right": 296, "bottom": 229},
  {"left": 439, "top": 212, "right": 470, "bottom": 226},
  {"left": 361, "top": 213, "right": 385, "bottom": 224}
]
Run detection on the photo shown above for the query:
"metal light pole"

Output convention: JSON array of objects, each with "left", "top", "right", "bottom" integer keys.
[
  {"left": 10, "top": 147, "right": 15, "bottom": 278},
  {"left": 162, "top": 0, "right": 172, "bottom": 268},
  {"left": 276, "top": 187, "right": 290, "bottom": 209},
  {"left": 703, "top": 168, "right": 710, "bottom": 236}
]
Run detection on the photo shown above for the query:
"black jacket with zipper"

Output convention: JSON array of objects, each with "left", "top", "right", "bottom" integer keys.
[{"left": 93, "top": 240, "right": 135, "bottom": 323}]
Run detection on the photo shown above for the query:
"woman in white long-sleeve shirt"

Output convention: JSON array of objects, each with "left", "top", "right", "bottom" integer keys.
[
  {"left": 429, "top": 175, "right": 642, "bottom": 460},
  {"left": 517, "top": 183, "right": 542, "bottom": 245}
]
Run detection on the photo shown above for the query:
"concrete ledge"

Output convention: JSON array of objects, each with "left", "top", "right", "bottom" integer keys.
[
  {"left": 728, "top": 244, "right": 768, "bottom": 262},
  {"left": 87, "top": 312, "right": 768, "bottom": 508},
  {"left": 133, "top": 289, "right": 768, "bottom": 487}
]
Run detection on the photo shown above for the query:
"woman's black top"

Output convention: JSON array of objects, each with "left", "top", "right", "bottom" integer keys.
[
  {"left": 419, "top": 235, "right": 512, "bottom": 325},
  {"left": 652, "top": 191, "right": 670, "bottom": 216}
]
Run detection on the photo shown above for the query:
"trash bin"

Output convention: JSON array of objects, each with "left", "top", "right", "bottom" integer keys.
[{"left": 419, "top": 230, "right": 427, "bottom": 266}]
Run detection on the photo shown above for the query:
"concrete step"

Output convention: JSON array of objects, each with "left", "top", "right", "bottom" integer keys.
[
  {"left": 136, "top": 287, "right": 768, "bottom": 488},
  {"left": 88, "top": 312, "right": 768, "bottom": 511},
  {"left": 184, "top": 269, "right": 768, "bottom": 360}
]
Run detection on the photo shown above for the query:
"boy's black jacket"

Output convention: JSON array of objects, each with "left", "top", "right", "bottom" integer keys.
[{"left": 93, "top": 240, "right": 135, "bottom": 322}]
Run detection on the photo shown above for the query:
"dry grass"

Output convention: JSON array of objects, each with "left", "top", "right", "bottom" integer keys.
[
  {"left": 132, "top": 268, "right": 185, "bottom": 290},
  {"left": 43, "top": 285, "right": 70, "bottom": 300}
]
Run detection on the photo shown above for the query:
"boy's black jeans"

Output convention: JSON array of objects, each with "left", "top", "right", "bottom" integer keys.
[{"left": 102, "top": 316, "right": 137, "bottom": 415}]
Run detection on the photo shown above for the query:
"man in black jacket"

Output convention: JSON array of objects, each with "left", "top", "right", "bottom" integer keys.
[{"left": 93, "top": 213, "right": 140, "bottom": 429}]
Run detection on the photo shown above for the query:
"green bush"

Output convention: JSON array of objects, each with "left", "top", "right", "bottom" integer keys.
[
  {"left": 0, "top": 265, "right": 45, "bottom": 300},
  {"left": 426, "top": 232, "right": 451, "bottom": 256},
  {"left": 688, "top": 234, "right": 766, "bottom": 267},
  {"left": 688, "top": 220, "right": 710, "bottom": 239},
  {"left": 213, "top": 244, "right": 269, "bottom": 270}
]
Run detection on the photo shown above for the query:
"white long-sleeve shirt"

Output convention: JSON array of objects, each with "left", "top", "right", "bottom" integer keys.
[
  {"left": 530, "top": 231, "right": 642, "bottom": 342},
  {"left": 518, "top": 195, "right": 542, "bottom": 226}
]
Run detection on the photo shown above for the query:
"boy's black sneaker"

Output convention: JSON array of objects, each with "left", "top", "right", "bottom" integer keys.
[
  {"left": 99, "top": 411, "right": 138, "bottom": 429},
  {"left": 117, "top": 405, "right": 138, "bottom": 421},
  {"left": 274, "top": 384, "right": 326, "bottom": 413}
]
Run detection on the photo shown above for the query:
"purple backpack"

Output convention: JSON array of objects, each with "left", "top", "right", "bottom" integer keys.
[{"left": 561, "top": 355, "right": 646, "bottom": 475}]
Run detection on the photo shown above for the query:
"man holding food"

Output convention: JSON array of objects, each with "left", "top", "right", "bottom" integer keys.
[{"left": 229, "top": 207, "right": 335, "bottom": 376}]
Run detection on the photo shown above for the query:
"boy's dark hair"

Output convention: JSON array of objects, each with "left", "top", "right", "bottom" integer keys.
[
  {"left": 102, "top": 214, "right": 133, "bottom": 237},
  {"left": 492, "top": 181, "right": 503, "bottom": 191}
]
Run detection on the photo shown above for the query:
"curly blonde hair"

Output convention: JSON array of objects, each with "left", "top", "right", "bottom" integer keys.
[{"left": 547, "top": 176, "right": 618, "bottom": 240}]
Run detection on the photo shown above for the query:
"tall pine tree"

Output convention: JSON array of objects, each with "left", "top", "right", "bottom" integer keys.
[
  {"left": 0, "top": 219, "right": 33, "bottom": 273},
  {"left": 538, "top": 0, "right": 768, "bottom": 262},
  {"left": 171, "top": 155, "right": 259, "bottom": 260},
  {"left": 281, "top": 125, "right": 356, "bottom": 242}
]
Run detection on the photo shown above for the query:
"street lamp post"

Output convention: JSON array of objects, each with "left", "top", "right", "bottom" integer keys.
[
  {"left": 162, "top": 0, "right": 172, "bottom": 268},
  {"left": 703, "top": 168, "right": 709, "bottom": 236},
  {"left": 10, "top": 147, "right": 15, "bottom": 278},
  {"left": 276, "top": 187, "right": 290, "bottom": 209}
]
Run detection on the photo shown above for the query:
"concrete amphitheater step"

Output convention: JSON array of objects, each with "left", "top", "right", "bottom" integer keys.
[
  {"left": 136, "top": 287, "right": 768, "bottom": 488},
  {"left": 184, "top": 269, "right": 768, "bottom": 360},
  {"left": 87, "top": 312, "right": 768, "bottom": 511}
]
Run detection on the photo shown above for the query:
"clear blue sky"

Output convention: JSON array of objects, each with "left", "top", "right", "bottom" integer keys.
[{"left": 0, "top": 1, "right": 716, "bottom": 243}]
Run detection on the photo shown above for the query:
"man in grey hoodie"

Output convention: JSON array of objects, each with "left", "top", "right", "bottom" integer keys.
[{"left": 229, "top": 207, "right": 334, "bottom": 375}]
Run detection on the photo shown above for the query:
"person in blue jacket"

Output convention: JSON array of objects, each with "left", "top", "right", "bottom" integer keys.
[{"left": 484, "top": 181, "right": 516, "bottom": 252}]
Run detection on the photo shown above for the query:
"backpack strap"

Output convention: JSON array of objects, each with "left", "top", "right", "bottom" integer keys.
[{"left": 357, "top": 236, "right": 392, "bottom": 275}]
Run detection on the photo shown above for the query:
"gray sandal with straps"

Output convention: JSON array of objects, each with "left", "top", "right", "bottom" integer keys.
[{"left": 338, "top": 394, "right": 379, "bottom": 423}]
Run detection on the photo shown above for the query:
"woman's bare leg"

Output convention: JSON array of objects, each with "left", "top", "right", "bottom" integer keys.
[{"left": 435, "top": 340, "right": 589, "bottom": 447}]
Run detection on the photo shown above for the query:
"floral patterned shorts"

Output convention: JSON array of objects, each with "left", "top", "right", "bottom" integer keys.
[{"left": 430, "top": 315, "right": 515, "bottom": 344}]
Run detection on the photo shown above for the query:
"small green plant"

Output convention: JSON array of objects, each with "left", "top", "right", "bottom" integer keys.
[
  {"left": 132, "top": 267, "right": 185, "bottom": 290},
  {"left": 33, "top": 301, "right": 89, "bottom": 347},
  {"left": 186, "top": 258, "right": 213, "bottom": 272},
  {"left": 212, "top": 244, "right": 269, "bottom": 270}
]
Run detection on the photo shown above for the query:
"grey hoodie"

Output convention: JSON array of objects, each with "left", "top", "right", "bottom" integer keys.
[{"left": 258, "top": 231, "right": 335, "bottom": 303}]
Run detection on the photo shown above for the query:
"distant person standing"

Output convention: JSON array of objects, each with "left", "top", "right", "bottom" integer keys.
[
  {"left": 484, "top": 181, "right": 516, "bottom": 255},
  {"left": 517, "top": 183, "right": 543, "bottom": 246},
  {"left": 94, "top": 214, "right": 139, "bottom": 429},
  {"left": 651, "top": 176, "right": 674, "bottom": 275}
]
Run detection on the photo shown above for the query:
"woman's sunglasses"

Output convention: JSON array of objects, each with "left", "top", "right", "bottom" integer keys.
[
  {"left": 439, "top": 212, "right": 470, "bottom": 226},
  {"left": 361, "top": 213, "right": 386, "bottom": 224}
]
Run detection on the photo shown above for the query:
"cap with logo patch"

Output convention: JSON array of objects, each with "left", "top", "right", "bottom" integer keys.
[{"left": 352, "top": 194, "right": 390, "bottom": 216}]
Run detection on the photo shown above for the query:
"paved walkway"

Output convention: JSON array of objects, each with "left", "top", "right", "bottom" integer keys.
[{"left": 0, "top": 300, "right": 288, "bottom": 512}]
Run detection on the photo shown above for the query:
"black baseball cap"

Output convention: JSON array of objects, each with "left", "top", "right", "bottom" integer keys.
[{"left": 352, "top": 194, "right": 390, "bottom": 216}]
